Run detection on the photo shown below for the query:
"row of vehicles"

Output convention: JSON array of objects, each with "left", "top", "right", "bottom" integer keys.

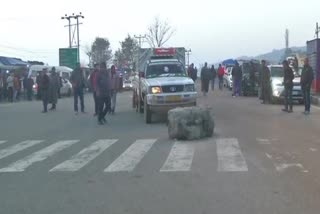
[
  {"left": 132, "top": 48, "right": 197, "bottom": 123},
  {"left": 223, "top": 60, "right": 303, "bottom": 104},
  {"left": 28, "top": 65, "right": 73, "bottom": 97}
]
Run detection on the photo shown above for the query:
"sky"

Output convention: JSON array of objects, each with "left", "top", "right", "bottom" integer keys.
[{"left": 0, "top": 0, "right": 319, "bottom": 67}]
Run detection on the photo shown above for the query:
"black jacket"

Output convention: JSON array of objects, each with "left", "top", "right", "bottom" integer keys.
[
  {"left": 96, "top": 70, "right": 111, "bottom": 97},
  {"left": 283, "top": 67, "right": 294, "bottom": 86},
  {"left": 232, "top": 65, "right": 242, "bottom": 80},
  {"left": 300, "top": 65, "right": 314, "bottom": 87}
]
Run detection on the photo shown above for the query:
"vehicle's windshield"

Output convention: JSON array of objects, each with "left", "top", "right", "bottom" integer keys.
[
  {"left": 146, "top": 63, "right": 186, "bottom": 78},
  {"left": 270, "top": 67, "right": 284, "bottom": 77}
]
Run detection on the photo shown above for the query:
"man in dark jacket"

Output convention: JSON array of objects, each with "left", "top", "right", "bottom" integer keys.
[
  {"left": 232, "top": 61, "right": 242, "bottom": 97},
  {"left": 261, "top": 60, "right": 271, "bottom": 104},
  {"left": 95, "top": 62, "right": 111, "bottom": 125},
  {"left": 211, "top": 65, "right": 216, "bottom": 91},
  {"left": 201, "top": 62, "right": 211, "bottom": 96},
  {"left": 70, "top": 63, "right": 86, "bottom": 114},
  {"left": 282, "top": 60, "right": 294, "bottom": 113},
  {"left": 49, "top": 67, "right": 60, "bottom": 110},
  {"left": 26, "top": 75, "right": 34, "bottom": 101},
  {"left": 90, "top": 64, "right": 99, "bottom": 116},
  {"left": 40, "top": 69, "right": 50, "bottom": 113},
  {"left": 300, "top": 58, "right": 314, "bottom": 114}
]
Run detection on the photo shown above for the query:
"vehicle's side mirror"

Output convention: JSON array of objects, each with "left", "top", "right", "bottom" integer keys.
[{"left": 139, "top": 72, "right": 145, "bottom": 78}]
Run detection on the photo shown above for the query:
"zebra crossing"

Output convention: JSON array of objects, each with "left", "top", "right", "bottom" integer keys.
[{"left": 0, "top": 137, "right": 299, "bottom": 174}]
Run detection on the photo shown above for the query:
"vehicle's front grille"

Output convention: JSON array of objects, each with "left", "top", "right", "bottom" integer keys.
[
  {"left": 162, "top": 85, "right": 184, "bottom": 93},
  {"left": 293, "top": 82, "right": 300, "bottom": 86}
]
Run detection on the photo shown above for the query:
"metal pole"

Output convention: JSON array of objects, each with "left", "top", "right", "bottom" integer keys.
[
  {"left": 76, "top": 16, "right": 80, "bottom": 63},
  {"left": 316, "top": 22, "right": 319, "bottom": 39},
  {"left": 68, "top": 18, "right": 72, "bottom": 48}
]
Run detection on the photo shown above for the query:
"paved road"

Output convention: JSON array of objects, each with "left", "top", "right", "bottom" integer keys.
[{"left": 1, "top": 89, "right": 320, "bottom": 214}]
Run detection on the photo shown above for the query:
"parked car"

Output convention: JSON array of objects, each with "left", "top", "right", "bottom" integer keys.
[
  {"left": 223, "top": 66, "right": 233, "bottom": 90},
  {"left": 268, "top": 65, "right": 303, "bottom": 104},
  {"left": 33, "top": 77, "right": 72, "bottom": 97}
]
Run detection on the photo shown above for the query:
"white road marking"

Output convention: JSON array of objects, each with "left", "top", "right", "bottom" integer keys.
[
  {"left": 104, "top": 139, "right": 157, "bottom": 172},
  {"left": 0, "top": 140, "right": 79, "bottom": 172},
  {"left": 265, "top": 153, "right": 273, "bottom": 159},
  {"left": 274, "top": 163, "right": 304, "bottom": 172},
  {"left": 309, "top": 148, "right": 318, "bottom": 152},
  {"left": 50, "top": 139, "right": 117, "bottom": 172},
  {"left": 0, "top": 141, "right": 7, "bottom": 145},
  {"left": 256, "top": 138, "right": 271, "bottom": 145},
  {"left": 0, "top": 140, "right": 44, "bottom": 160},
  {"left": 160, "top": 141, "right": 194, "bottom": 172},
  {"left": 216, "top": 138, "right": 248, "bottom": 172}
]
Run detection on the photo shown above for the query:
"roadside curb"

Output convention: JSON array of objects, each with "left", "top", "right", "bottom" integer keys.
[{"left": 311, "top": 95, "right": 320, "bottom": 106}]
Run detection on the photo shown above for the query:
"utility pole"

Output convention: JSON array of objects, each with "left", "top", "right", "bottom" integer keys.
[
  {"left": 185, "top": 49, "right": 192, "bottom": 68},
  {"left": 134, "top": 34, "right": 147, "bottom": 73},
  {"left": 61, "top": 13, "right": 84, "bottom": 63},
  {"left": 316, "top": 22, "right": 320, "bottom": 39},
  {"left": 134, "top": 34, "right": 147, "bottom": 48},
  {"left": 61, "top": 14, "right": 72, "bottom": 48}
]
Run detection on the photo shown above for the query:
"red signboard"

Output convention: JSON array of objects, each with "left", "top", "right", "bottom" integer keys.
[{"left": 153, "top": 48, "right": 176, "bottom": 56}]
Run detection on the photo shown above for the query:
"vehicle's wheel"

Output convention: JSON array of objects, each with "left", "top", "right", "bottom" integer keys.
[
  {"left": 67, "top": 89, "right": 72, "bottom": 97},
  {"left": 144, "top": 98, "right": 152, "bottom": 124}
]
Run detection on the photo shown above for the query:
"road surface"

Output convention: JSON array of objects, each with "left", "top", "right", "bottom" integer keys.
[{"left": 0, "top": 88, "right": 320, "bottom": 214}]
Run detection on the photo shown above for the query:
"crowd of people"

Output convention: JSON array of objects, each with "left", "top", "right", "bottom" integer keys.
[
  {"left": 0, "top": 69, "right": 35, "bottom": 103},
  {"left": 188, "top": 57, "right": 314, "bottom": 115}
]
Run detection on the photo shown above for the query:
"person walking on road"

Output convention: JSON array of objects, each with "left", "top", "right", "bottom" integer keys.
[
  {"left": 6, "top": 72, "right": 14, "bottom": 103},
  {"left": 261, "top": 60, "right": 271, "bottom": 104},
  {"left": 282, "top": 60, "right": 294, "bottom": 113},
  {"left": 210, "top": 65, "right": 216, "bottom": 91},
  {"left": 70, "top": 63, "right": 86, "bottom": 114},
  {"left": 96, "top": 62, "right": 111, "bottom": 125},
  {"left": 26, "top": 75, "right": 34, "bottom": 101},
  {"left": 300, "top": 58, "right": 314, "bottom": 115},
  {"left": 217, "top": 64, "right": 224, "bottom": 90},
  {"left": 36, "top": 71, "right": 42, "bottom": 100},
  {"left": 48, "top": 67, "right": 60, "bottom": 111},
  {"left": 39, "top": 69, "right": 50, "bottom": 113},
  {"left": 232, "top": 61, "right": 242, "bottom": 97},
  {"left": 110, "top": 65, "right": 120, "bottom": 114},
  {"left": 89, "top": 64, "right": 99, "bottom": 116},
  {"left": 13, "top": 73, "right": 20, "bottom": 102},
  {"left": 201, "top": 62, "right": 211, "bottom": 96}
]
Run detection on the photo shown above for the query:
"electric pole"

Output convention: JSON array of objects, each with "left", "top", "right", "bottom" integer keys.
[
  {"left": 61, "top": 13, "right": 84, "bottom": 63},
  {"left": 316, "top": 22, "right": 320, "bottom": 39},
  {"left": 134, "top": 34, "right": 147, "bottom": 72},
  {"left": 185, "top": 49, "right": 192, "bottom": 68}
]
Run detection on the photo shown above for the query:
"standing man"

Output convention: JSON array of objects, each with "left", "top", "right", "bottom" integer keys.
[
  {"left": 13, "top": 73, "right": 20, "bottom": 102},
  {"left": 26, "top": 75, "right": 34, "bottom": 101},
  {"left": 210, "top": 65, "right": 216, "bottom": 91},
  {"left": 6, "top": 72, "right": 14, "bottom": 102},
  {"left": 201, "top": 62, "right": 211, "bottom": 96},
  {"left": 300, "top": 58, "right": 314, "bottom": 115},
  {"left": 36, "top": 71, "right": 42, "bottom": 100},
  {"left": 260, "top": 60, "right": 271, "bottom": 104},
  {"left": 89, "top": 64, "right": 99, "bottom": 116},
  {"left": 232, "top": 61, "right": 242, "bottom": 97},
  {"left": 282, "top": 60, "right": 294, "bottom": 113},
  {"left": 110, "top": 65, "right": 120, "bottom": 114},
  {"left": 217, "top": 64, "right": 224, "bottom": 90},
  {"left": 189, "top": 63, "right": 197, "bottom": 82},
  {"left": 70, "top": 63, "right": 86, "bottom": 114},
  {"left": 40, "top": 69, "right": 50, "bottom": 113},
  {"left": 48, "top": 67, "right": 60, "bottom": 110},
  {"left": 96, "top": 62, "right": 111, "bottom": 125}
]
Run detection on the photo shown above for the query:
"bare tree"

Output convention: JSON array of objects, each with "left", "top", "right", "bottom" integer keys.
[
  {"left": 146, "top": 17, "right": 175, "bottom": 47},
  {"left": 83, "top": 44, "right": 92, "bottom": 67}
]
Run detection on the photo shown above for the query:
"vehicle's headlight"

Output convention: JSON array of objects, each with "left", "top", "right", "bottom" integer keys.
[
  {"left": 273, "top": 89, "right": 281, "bottom": 97},
  {"left": 151, "top": 86, "right": 161, "bottom": 94},
  {"left": 184, "top": 84, "right": 195, "bottom": 92}
]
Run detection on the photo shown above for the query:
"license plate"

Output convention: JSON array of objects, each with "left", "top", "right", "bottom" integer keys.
[{"left": 167, "top": 95, "right": 181, "bottom": 102}]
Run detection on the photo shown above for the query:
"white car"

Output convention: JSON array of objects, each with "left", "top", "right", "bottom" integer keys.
[
  {"left": 269, "top": 65, "right": 303, "bottom": 104},
  {"left": 33, "top": 77, "right": 72, "bottom": 97},
  {"left": 123, "top": 80, "right": 133, "bottom": 90},
  {"left": 223, "top": 67, "right": 233, "bottom": 90}
]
